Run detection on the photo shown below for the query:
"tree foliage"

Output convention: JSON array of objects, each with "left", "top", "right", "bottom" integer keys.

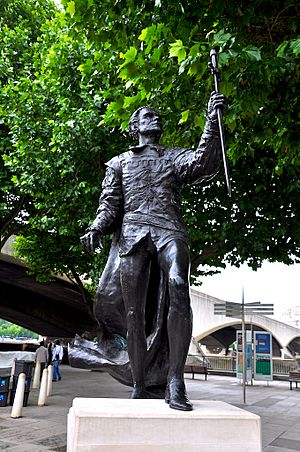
[
  {"left": 0, "top": 319, "right": 39, "bottom": 339},
  {"left": 1, "top": 0, "right": 299, "bottom": 292},
  {"left": 0, "top": 0, "right": 56, "bottom": 248}
]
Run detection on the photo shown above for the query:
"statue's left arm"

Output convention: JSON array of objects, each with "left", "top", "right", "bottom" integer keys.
[{"left": 174, "top": 92, "right": 226, "bottom": 184}]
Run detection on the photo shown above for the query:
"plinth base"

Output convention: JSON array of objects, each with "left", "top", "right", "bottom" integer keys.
[{"left": 67, "top": 398, "right": 261, "bottom": 452}]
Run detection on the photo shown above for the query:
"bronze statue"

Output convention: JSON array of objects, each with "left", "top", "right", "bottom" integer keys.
[{"left": 71, "top": 91, "right": 226, "bottom": 411}]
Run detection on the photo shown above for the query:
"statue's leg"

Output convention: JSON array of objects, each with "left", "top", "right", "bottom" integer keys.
[
  {"left": 158, "top": 240, "right": 193, "bottom": 411},
  {"left": 120, "top": 243, "right": 151, "bottom": 398}
]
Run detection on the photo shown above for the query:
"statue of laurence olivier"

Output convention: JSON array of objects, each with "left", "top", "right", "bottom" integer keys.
[{"left": 75, "top": 92, "right": 226, "bottom": 411}]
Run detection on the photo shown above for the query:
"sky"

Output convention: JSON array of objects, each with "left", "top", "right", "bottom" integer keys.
[{"left": 197, "top": 262, "right": 300, "bottom": 319}]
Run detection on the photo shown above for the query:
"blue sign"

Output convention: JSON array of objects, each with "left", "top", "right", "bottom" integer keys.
[
  {"left": 254, "top": 331, "right": 273, "bottom": 381},
  {"left": 255, "top": 333, "right": 271, "bottom": 354}
]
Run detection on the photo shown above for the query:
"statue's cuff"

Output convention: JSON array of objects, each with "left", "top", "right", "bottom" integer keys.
[
  {"left": 203, "top": 117, "right": 219, "bottom": 135},
  {"left": 86, "top": 225, "right": 102, "bottom": 235}
]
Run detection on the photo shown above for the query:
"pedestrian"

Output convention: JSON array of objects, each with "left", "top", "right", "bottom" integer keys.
[
  {"left": 47, "top": 341, "right": 53, "bottom": 366},
  {"left": 35, "top": 340, "right": 48, "bottom": 379},
  {"left": 52, "top": 339, "right": 64, "bottom": 382}
]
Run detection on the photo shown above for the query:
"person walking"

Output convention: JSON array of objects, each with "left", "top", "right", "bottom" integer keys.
[
  {"left": 47, "top": 341, "right": 53, "bottom": 366},
  {"left": 52, "top": 339, "right": 64, "bottom": 382},
  {"left": 35, "top": 340, "right": 48, "bottom": 379}
]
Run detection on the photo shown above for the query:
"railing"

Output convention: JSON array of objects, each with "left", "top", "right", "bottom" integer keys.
[
  {"left": 205, "top": 355, "right": 233, "bottom": 371},
  {"left": 273, "top": 359, "right": 298, "bottom": 375},
  {"left": 205, "top": 355, "right": 298, "bottom": 376}
]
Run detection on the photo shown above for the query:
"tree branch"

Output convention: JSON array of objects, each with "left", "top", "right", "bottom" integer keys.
[
  {"left": 270, "top": 4, "right": 295, "bottom": 31},
  {"left": 191, "top": 239, "right": 225, "bottom": 273},
  {"left": 0, "top": 195, "right": 28, "bottom": 234},
  {"left": 69, "top": 265, "right": 94, "bottom": 317}
]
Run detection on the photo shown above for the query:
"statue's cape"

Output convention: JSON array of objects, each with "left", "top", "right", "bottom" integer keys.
[{"left": 68, "top": 233, "right": 169, "bottom": 392}]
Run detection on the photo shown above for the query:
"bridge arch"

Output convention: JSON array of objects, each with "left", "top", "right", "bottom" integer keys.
[
  {"left": 1, "top": 255, "right": 299, "bottom": 353},
  {"left": 194, "top": 321, "right": 283, "bottom": 357},
  {"left": 190, "top": 287, "right": 300, "bottom": 356},
  {"left": 286, "top": 335, "right": 300, "bottom": 355},
  {"left": 194, "top": 321, "right": 283, "bottom": 348}
]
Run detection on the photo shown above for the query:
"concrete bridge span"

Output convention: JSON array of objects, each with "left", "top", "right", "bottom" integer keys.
[
  {"left": 190, "top": 287, "right": 300, "bottom": 356},
  {"left": 0, "top": 253, "right": 97, "bottom": 337},
  {"left": 1, "top": 250, "right": 300, "bottom": 355}
]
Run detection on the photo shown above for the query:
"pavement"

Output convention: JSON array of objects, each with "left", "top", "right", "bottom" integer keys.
[{"left": 0, "top": 365, "right": 300, "bottom": 451}]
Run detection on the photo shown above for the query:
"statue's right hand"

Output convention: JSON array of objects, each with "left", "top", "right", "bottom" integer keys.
[
  {"left": 80, "top": 230, "right": 103, "bottom": 255},
  {"left": 207, "top": 91, "right": 227, "bottom": 119}
]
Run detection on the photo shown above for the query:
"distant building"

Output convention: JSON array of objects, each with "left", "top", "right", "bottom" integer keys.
[{"left": 279, "top": 305, "right": 300, "bottom": 328}]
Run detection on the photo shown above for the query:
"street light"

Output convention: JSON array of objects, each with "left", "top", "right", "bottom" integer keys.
[{"left": 214, "top": 292, "right": 274, "bottom": 404}]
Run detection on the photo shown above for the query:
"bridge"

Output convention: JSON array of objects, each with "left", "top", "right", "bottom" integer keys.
[
  {"left": 0, "top": 253, "right": 97, "bottom": 337},
  {"left": 1, "top": 252, "right": 300, "bottom": 357},
  {"left": 190, "top": 288, "right": 300, "bottom": 357}
]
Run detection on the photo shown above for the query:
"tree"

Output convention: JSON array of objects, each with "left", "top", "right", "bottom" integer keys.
[
  {"left": 1, "top": 0, "right": 299, "bottom": 296},
  {"left": 60, "top": 0, "right": 300, "bottom": 278},
  {"left": 0, "top": 319, "right": 39, "bottom": 338},
  {"left": 0, "top": 0, "right": 56, "bottom": 248},
  {"left": 1, "top": 2, "right": 112, "bottom": 301}
]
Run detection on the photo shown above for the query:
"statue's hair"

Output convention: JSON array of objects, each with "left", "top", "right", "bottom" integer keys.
[{"left": 128, "top": 106, "right": 161, "bottom": 141}]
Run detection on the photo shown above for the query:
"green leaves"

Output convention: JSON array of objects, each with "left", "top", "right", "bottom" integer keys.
[
  {"left": 290, "top": 39, "right": 300, "bottom": 55},
  {"left": 0, "top": 319, "right": 39, "bottom": 339},
  {"left": 241, "top": 45, "right": 261, "bottom": 62},
  {"left": 77, "top": 58, "right": 93, "bottom": 75},
  {"left": 138, "top": 23, "right": 168, "bottom": 55},
  {"left": 169, "top": 40, "right": 187, "bottom": 63},
  {"left": 178, "top": 109, "right": 189, "bottom": 125},
  {"left": 211, "top": 29, "right": 233, "bottom": 47},
  {"left": 277, "top": 39, "right": 300, "bottom": 57},
  {"left": 1, "top": 0, "right": 300, "bottom": 289},
  {"left": 66, "top": 1, "right": 75, "bottom": 16},
  {"left": 120, "top": 47, "right": 138, "bottom": 65}
]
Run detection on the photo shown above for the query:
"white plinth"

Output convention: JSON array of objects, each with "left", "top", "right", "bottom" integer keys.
[{"left": 67, "top": 398, "right": 261, "bottom": 452}]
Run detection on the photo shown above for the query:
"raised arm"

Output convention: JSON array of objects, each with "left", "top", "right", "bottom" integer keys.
[{"left": 174, "top": 92, "right": 226, "bottom": 185}]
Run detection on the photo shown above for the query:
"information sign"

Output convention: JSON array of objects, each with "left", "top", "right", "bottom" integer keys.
[
  {"left": 236, "top": 330, "right": 252, "bottom": 381},
  {"left": 254, "top": 332, "right": 273, "bottom": 381}
]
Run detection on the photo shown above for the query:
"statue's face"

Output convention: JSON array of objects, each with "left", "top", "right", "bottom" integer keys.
[{"left": 137, "top": 108, "right": 162, "bottom": 136}]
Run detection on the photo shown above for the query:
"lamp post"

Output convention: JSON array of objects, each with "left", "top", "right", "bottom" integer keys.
[{"left": 214, "top": 294, "right": 274, "bottom": 404}]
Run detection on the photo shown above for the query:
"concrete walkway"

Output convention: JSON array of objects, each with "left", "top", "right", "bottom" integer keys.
[{"left": 0, "top": 365, "right": 299, "bottom": 451}]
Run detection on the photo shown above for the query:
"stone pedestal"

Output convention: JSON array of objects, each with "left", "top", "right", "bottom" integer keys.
[{"left": 67, "top": 398, "right": 261, "bottom": 452}]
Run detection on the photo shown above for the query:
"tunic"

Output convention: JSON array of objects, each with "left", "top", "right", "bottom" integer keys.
[{"left": 89, "top": 124, "right": 221, "bottom": 256}]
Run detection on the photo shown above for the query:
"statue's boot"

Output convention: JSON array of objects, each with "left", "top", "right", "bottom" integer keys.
[
  {"left": 130, "top": 385, "right": 158, "bottom": 399},
  {"left": 165, "top": 378, "right": 193, "bottom": 411}
]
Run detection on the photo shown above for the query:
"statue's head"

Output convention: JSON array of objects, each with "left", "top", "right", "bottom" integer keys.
[{"left": 129, "top": 106, "right": 162, "bottom": 142}]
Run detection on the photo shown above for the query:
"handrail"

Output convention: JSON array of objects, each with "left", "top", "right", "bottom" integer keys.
[{"left": 200, "top": 355, "right": 298, "bottom": 375}]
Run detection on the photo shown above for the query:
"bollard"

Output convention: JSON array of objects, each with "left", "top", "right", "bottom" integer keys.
[
  {"left": 38, "top": 368, "right": 48, "bottom": 406},
  {"left": 32, "top": 361, "right": 41, "bottom": 389},
  {"left": 47, "top": 365, "right": 53, "bottom": 397},
  {"left": 11, "top": 373, "right": 26, "bottom": 418},
  {"left": 10, "top": 360, "right": 16, "bottom": 384}
]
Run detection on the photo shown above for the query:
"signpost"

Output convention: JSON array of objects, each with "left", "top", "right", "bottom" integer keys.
[{"left": 214, "top": 292, "right": 274, "bottom": 404}]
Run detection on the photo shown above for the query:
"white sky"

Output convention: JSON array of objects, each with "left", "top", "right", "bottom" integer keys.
[{"left": 197, "top": 262, "right": 300, "bottom": 318}]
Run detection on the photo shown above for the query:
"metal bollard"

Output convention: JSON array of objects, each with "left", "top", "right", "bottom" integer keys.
[
  {"left": 47, "top": 365, "right": 53, "bottom": 397},
  {"left": 11, "top": 373, "right": 26, "bottom": 418},
  {"left": 38, "top": 368, "right": 48, "bottom": 406},
  {"left": 32, "top": 361, "right": 41, "bottom": 389}
]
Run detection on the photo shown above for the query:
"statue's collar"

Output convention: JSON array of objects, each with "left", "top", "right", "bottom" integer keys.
[{"left": 129, "top": 144, "right": 165, "bottom": 156}]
